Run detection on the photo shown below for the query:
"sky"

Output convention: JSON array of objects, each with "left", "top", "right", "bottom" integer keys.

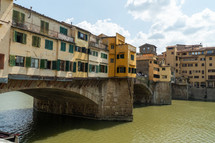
[{"left": 14, "top": 0, "right": 215, "bottom": 54}]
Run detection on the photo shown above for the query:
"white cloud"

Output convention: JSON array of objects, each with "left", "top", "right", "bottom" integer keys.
[
  {"left": 125, "top": 0, "right": 215, "bottom": 54},
  {"left": 76, "top": 19, "right": 131, "bottom": 38},
  {"left": 65, "top": 18, "right": 74, "bottom": 24}
]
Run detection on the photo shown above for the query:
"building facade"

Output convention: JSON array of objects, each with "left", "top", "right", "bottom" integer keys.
[
  {"left": 0, "top": 1, "right": 136, "bottom": 82},
  {"left": 88, "top": 34, "right": 108, "bottom": 77},
  {"left": 101, "top": 33, "right": 136, "bottom": 78}
]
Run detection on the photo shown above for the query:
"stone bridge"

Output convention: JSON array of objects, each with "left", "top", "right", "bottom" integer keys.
[
  {"left": 0, "top": 76, "right": 134, "bottom": 121},
  {"left": 134, "top": 77, "right": 172, "bottom": 105}
]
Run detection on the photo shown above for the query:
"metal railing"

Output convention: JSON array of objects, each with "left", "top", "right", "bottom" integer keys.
[{"left": 12, "top": 20, "right": 74, "bottom": 43}]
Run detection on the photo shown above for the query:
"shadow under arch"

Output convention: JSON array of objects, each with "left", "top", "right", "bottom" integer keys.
[{"left": 134, "top": 83, "right": 153, "bottom": 106}]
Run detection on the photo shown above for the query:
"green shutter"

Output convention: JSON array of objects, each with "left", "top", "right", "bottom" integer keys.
[
  {"left": 26, "top": 57, "right": 31, "bottom": 68},
  {"left": 13, "top": 31, "right": 17, "bottom": 42},
  {"left": 50, "top": 41, "right": 53, "bottom": 50},
  {"left": 99, "top": 65, "right": 101, "bottom": 73},
  {"left": 9, "top": 55, "right": 15, "bottom": 66},
  {"left": 45, "top": 22, "right": 49, "bottom": 33},
  {"left": 89, "top": 64, "right": 92, "bottom": 72},
  {"left": 73, "top": 62, "right": 76, "bottom": 72},
  {"left": 96, "top": 65, "right": 99, "bottom": 73},
  {"left": 52, "top": 61, "right": 57, "bottom": 70},
  {"left": 105, "top": 66, "right": 108, "bottom": 73},
  {"left": 40, "top": 59, "right": 45, "bottom": 69},
  {"left": 96, "top": 52, "right": 98, "bottom": 57},
  {"left": 13, "top": 10, "right": 19, "bottom": 22},
  {"left": 22, "top": 33, "right": 27, "bottom": 44},
  {"left": 61, "top": 42, "right": 66, "bottom": 51},
  {"left": 41, "top": 21, "right": 44, "bottom": 33},
  {"left": 20, "top": 13, "right": 25, "bottom": 24},
  {"left": 69, "top": 44, "right": 74, "bottom": 53},
  {"left": 66, "top": 61, "right": 70, "bottom": 71},
  {"left": 57, "top": 59, "right": 61, "bottom": 71}
]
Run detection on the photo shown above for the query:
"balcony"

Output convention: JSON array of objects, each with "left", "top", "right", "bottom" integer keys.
[
  {"left": 12, "top": 20, "right": 74, "bottom": 43},
  {"left": 89, "top": 41, "right": 108, "bottom": 51}
]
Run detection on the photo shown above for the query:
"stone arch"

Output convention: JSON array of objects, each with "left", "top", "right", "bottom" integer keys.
[{"left": 134, "top": 83, "right": 153, "bottom": 105}]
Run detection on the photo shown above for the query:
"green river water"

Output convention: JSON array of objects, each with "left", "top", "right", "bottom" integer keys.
[{"left": 0, "top": 91, "right": 215, "bottom": 143}]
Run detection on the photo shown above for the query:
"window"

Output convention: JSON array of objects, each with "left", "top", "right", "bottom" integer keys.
[
  {"left": 32, "top": 36, "right": 41, "bottom": 47},
  {"left": 100, "top": 65, "right": 107, "bottom": 73},
  {"left": 209, "top": 57, "right": 212, "bottom": 60},
  {"left": 40, "top": 20, "right": 49, "bottom": 34},
  {"left": 194, "top": 76, "right": 199, "bottom": 79},
  {"left": 0, "top": 54, "right": 4, "bottom": 69},
  {"left": 78, "top": 61, "right": 85, "bottom": 72},
  {"left": 176, "top": 63, "right": 178, "bottom": 67},
  {"left": 202, "top": 63, "right": 205, "bottom": 66},
  {"left": 31, "top": 58, "right": 39, "bottom": 68},
  {"left": 117, "top": 54, "right": 124, "bottom": 59},
  {"left": 209, "top": 63, "right": 212, "bottom": 67},
  {"left": 47, "top": 61, "right": 52, "bottom": 70},
  {"left": 78, "top": 31, "right": 88, "bottom": 41},
  {"left": 13, "top": 10, "right": 25, "bottom": 25},
  {"left": 60, "top": 61, "right": 65, "bottom": 71},
  {"left": 69, "top": 44, "right": 74, "bottom": 53},
  {"left": 110, "top": 58, "right": 114, "bottom": 63},
  {"left": 82, "top": 47, "right": 86, "bottom": 53},
  {"left": 14, "top": 31, "right": 26, "bottom": 44},
  {"left": 45, "top": 39, "right": 53, "bottom": 50},
  {"left": 195, "top": 63, "right": 198, "bottom": 67},
  {"left": 162, "top": 75, "right": 167, "bottom": 79},
  {"left": 89, "top": 64, "right": 96, "bottom": 73},
  {"left": 101, "top": 53, "right": 108, "bottom": 59},
  {"left": 60, "top": 26, "right": 68, "bottom": 36},
  {"left": 75, "top": 46, "right": 81, "bottom": 52},
  {"left": 15, "top": 56, "right": 25, "bottom": 67},
  {"left": 207, "top": 50, "right": 213, "bottom": 54},
  {"left": 131, "top": 55, "right": 134, "bottom": 60},
  {"left": 111, "top": 45, "right": 114, "bottom": 49},
  {"left": 91, "top": 51, "right": 98, "bottom": 57},
  {"left": 171, "top": 52, "right": 174, "bottom": 55},
  {"left": 154, "top": 74, "right": 160, "bottom": 79},
  {"left": 117, "top": 67, "right": 126, "bottom": 73},
  {"left": 162, "top": 68, "right": 166, "bottom": 71},
  {"left": 61, "top": 42, "right": 66, "bottom": 52},
  {"left": 208, "top": 69, "right": 215, "bottom": 73}
]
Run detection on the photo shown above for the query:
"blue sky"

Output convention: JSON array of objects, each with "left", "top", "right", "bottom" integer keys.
[{"left": 14, "top": 0, "right": 215, "bottom": 54}]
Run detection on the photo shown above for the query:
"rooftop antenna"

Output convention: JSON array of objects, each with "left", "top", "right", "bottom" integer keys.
[{"left": 28, "top": 6, "right": 32, "bottom": 18}]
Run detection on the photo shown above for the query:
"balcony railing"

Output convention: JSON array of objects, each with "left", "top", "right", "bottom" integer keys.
[
  {"left": 89, "top": 41, "right": 108, "bottom": 50},
  {"left": 12, "top": 20, "right": 74, "bottom": 43}
]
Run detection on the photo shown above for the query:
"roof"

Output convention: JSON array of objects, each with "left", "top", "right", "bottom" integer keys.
[
  {"left": 139, "top": 43, "right": 157, "bottom": 49},
  {"left": 177, "top": 47, "right": 215, "bottom": 53}
]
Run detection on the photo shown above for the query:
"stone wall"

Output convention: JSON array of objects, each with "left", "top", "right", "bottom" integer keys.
[
  {"left": 172, "top": 84, "right": 188, "bottom": 100},
  {"left": 152, "top": 82, "right": 172, "bottom": 105},
  {"left": 189, "top": 87, "right": 215, "bottom": 101}
]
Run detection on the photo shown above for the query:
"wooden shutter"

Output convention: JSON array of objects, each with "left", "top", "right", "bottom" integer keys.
[
  {"left": 9, "top": 55, "right": 15, "bottom": 66},
  {"left": 13, "top": 31, "right": 17, "bottom": 42},
  {"left": 13, "top": 10, "right": 19, "bottom": 22},
  {"left": 124, "top": 67, "right": 126, "bottom": 73},
  {"left": 20, "top": 13, "right": 25, "bottom": 24},
  {"left": 45, "top": 22, "right": 49, "bottom": 34},
  {"left": 40, "top": 59, "right": 45, "bottom": 69},
  {"left": 50, "top": 41, "right": 53, "bottom": 50},
  {"left": 85, "top": 35, "right": 88, "bottom": 41},
  {"left": 25, "top": 57, "right": 31, "bottom": 68},
  {"left": 57, "top": 60, "right": 61, "bottom": 71},
  {"left": 96, "top": 65, "right": 99, "bottom": 73},
  {"left": 52, "top": 61, "right": 57, "bottom": 70},
  {"left": 66, "top": 61, "right": 70, "bottom": 71},
  {"left": 73, "top": 62, "right": 76, "bottom": 72},
  {"left": 105, "top": 66, "right": 108, "bottom": 73},
  {"left": 89, "top": 64, "right": 92, "bottom": 72},
  {"left": 117, "top": 67, "right": 119, "bottom": 73},
  {"left": 78, "top": 31, "right": 81, "bottom": 38},
  {"left": 41, "top": 21, "right": 44, "bottom": 33},
  {"left": 99, "top": 65, "right": 101, "bottom": 73},
  {"left": 23, "top": 33, "right": 27, "bottom": 44},
  {"left": 69, "top": 44, "right": 74, "bottom": 53}
]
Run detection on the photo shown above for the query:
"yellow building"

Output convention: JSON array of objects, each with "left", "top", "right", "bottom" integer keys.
[
  {"left": 100, "top": 33, "right": 136, "bottom": 78},
  {"left": 137, "top": 44, "right": 171, "bottom": 82}
]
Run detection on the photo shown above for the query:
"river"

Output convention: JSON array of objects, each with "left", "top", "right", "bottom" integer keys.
[{"left": 0, "top": 91, "right": 215, "bottom": 143}]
